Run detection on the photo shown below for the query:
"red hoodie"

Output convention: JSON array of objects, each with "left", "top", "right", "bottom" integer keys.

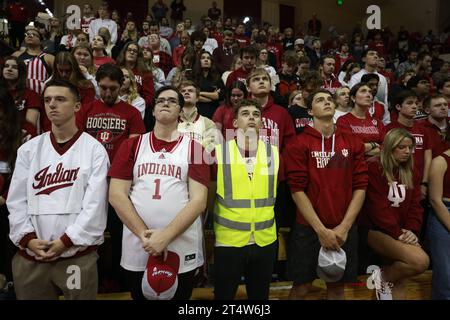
[
  {"left": 226, "top": 67, "right": 250, "bottom": 88},
  {"left": 359, "top": 156, "right": 423, "bottom": 239},
  {"left": 260, "top": 97, "right": 296, "bottom": 152},
  {"left": 284, "top": 125, "right": 368, "bottom": 228},
  {"left": 320, "top": 76, "right": 342, "bottom": 95}
]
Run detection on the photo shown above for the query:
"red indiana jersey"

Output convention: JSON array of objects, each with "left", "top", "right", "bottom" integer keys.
[
  {"left": 284, "top": 125, "right": 368, "bottom": 228},
  {"left": 359, "top": 156, "right": 423, "bottom": 239},
  {"left": 260, "top": 97, "right": 296, "bottom": 152},
  {"left": 76, "top": 99, "right": 146, "bottom": 161}
]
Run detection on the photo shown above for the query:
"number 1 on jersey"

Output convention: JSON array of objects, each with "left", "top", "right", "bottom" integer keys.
[{"left": 152, "top": 178, "right": 162, "bottom": 200}]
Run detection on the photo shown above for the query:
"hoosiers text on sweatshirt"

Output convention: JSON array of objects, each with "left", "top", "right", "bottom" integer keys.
[{"left": 284, "top": 125, "right": 368, "bottom": 228}]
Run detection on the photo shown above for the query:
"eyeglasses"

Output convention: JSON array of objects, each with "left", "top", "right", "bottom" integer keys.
[
  {"left": 25, "top": 32, "right": 39, "bottom": 38},
  {"left": 127, "top": 48, "right": 139, "bottom": 54},
  {"left": 155, "top": 97, "right": 179, "bottom": 106}
]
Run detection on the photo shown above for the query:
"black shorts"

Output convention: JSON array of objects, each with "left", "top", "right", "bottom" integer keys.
[{"left": 286, "top": 223, "right": 358, "bottom": 285}]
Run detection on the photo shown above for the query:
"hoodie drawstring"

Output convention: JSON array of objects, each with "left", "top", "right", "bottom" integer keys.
[{"left": 321, "top": 133, "right": 336, "bottom": 159}]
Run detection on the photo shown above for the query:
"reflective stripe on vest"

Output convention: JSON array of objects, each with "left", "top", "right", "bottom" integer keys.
[
  {"left": 215, "top": 215, "right": 275, "bottom": 231},
  {"left": 216, "top": 140, "right": 275, "bottom": 209}
]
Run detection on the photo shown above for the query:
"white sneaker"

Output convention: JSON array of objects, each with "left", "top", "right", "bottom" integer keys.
[{"left": 372, "top": 269, "right": 393, "bottom": 300}]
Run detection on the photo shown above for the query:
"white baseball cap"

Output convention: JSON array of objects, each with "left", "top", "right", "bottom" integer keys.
[
  {"left": 294, "top": 38, "right": 305, "bottom": 46},
  {"left": 142, "top": 251, "right": 180, "bottom": 300},
  {"left": 316, "top": 247, "right": 347, "bottom": 283}
]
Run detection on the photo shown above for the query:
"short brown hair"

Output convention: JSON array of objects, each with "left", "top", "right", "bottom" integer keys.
[
  {"left": 178, "top": 80, "right": 200, "bottom": 96},
  {"left": 234, "top": 99, "right": 262, "bottom": 118},
  {"left": 305, "top": 89, "right": 334, "bottom": 110},
  {"left": 423, "top": 94, "right": 446, "bottom": 109},
  {"left": 223, "top": 30, "right": 233, "bottom": 38},
  {"left": 282, "top": 51, "right": 298, "bottom": 66}
]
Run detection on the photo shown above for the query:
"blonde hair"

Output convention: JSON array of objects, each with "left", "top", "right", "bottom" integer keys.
[
  {"left": 121, "top": 67, "right": 139, "bottom": 104},
  {"left": 246, "top": 67, "right": 272, "bottom": 86},
  {"left": 288, "top": 90, "right": 302, "bottom": 106},
  {"left": 380, "top": 128, "right": 416, "bottom": 189}
]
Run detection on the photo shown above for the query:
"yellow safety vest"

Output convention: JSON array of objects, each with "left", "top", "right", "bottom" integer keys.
[{"left": 214, "top": 139, "right": 279, "bottom": 247}]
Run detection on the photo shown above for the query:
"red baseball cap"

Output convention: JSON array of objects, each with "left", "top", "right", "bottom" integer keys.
[{"left": 142, "top": 251, "right": 180, "bottom": 300}]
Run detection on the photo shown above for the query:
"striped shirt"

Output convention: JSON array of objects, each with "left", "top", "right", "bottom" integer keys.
[{"left": 18, "top": 51, "right": 50, "bottom": 95}]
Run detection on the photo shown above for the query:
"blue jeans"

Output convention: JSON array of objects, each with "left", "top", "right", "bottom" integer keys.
[{"left": 427, "top": 200, "right": 450, "bottom": 300}]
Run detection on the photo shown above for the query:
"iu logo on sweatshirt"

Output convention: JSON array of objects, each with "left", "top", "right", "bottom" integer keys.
[
  {"left": 33, "top": 163, "right": 80, "bottom": 195},
  {"left": 387, "top": 181, "right": 406, "bottom": 207}
]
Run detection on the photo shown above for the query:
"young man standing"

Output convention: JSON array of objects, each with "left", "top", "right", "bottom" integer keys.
[
  {"left": 76, "top": 63, "right": 146, "bottom": 290},
  {"left": 437, "top": 77, "right": 450, "bottom": 105},
  {"left": 274, "top": 52, "right": 301, "bottom": 108},
  {"left": 247, "top": 67, "right": 296, "bottom": 231},
  {"left": 396, "top": 49, "right": 418, "bottom": 79},
  {"left": 319, "top": 55, "right": 341, "bottom": 95},
  {"left": 422, "top": 94, "right": 450, "bottom": 158},
  {"left": 177, "top": 81, "right": 219, "bottom": 152},
  {"left": 7, "top": 80, "right": 109, "bottom": 299},
  {"left": 213, "top": 30, "right": 236, "bottom": 75},
  {"left": 226, "top": 46, "right": 258, "bottom": 89},
  {"left": 284, "top": 89, "right": 368, "bottom": 300},
  {"left": 77, "top": 63, "right": 146, "bottom": 162},
  {"left": 406, "top": 75, "right": 431, "bottom": 120},
  {"left": 210, "top": 99, "right": 281, "bottom": 299},
  {"left": 386, "top": 90, "right": 432, "bottom": 199},
  {"left": 89, "top": 4, "right": 118, "bottom": 44},
  {"left": 248, "top": 68, "right": 295, "bottom": 151},
  {"left": 108, "top": 86, "right": 209, "bottom": 300},
  {"left": 348, "top": 49, "right": 389, "bottom": 124}
]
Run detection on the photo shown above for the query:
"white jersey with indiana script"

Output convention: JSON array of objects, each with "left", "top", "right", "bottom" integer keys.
[
  {"left": 7, "top": 131, "right": 109, "bottom": 258},
  {"left": 121, "top": 133, "right": 204, "bottom": 273}
]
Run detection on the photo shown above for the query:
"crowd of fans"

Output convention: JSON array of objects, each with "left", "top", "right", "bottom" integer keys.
[{"left": 0, "top": 0, "right": 449, "bottom": 300}]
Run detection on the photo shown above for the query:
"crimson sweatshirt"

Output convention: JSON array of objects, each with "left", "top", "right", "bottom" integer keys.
[
  {"left": 132, "top": 68, "right": 155, "bottom": 107},
  {"left": 261, "top": 97, "right": 296, "bottom": 152},
  {"left": 419, "top": 118, "right": 450, "bottom": 158},
  {"left": 226, "top": 67, "right": 250, "bottom": 88},
  {"left": 284, "top": 125, "right": 368, "bottom": 228},
  {"left": 359, "top": 156, "right": 423, "bottom": 239}
]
